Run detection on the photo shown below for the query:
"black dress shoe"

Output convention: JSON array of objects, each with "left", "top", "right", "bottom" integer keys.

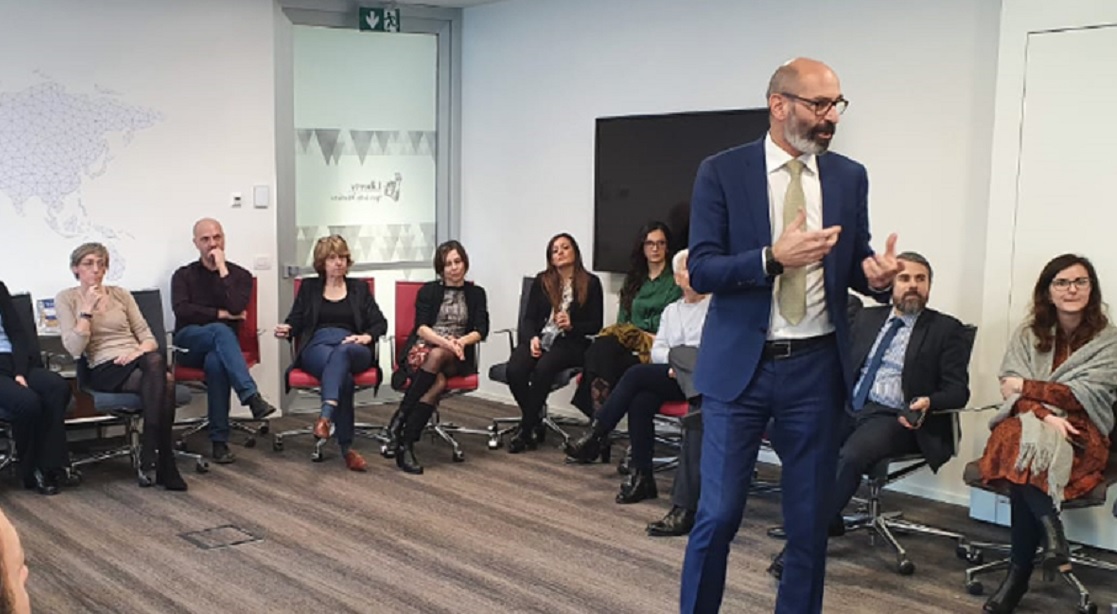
[
  {"left": 562, "top": 422, "right": 609, "bottom": 463},
  {"left": 156, "top": 457, "right": 188, "bottom": 491},
  {"left": 507, "top": 428, "right": 538, "bottom": 454},
  {"left": 247, "top": 394, "right": 278, "bottom": 420},
  {"left": 212, "top": 442, "right": 236, "bottom": 464},
  {"left": 396, "top": 443, "right": 424, "bottom": 474},
  {"left": 767, "top": 548, "right": 785, "bottom": 580},
  {"left": 983, "top": 563, "right": 1031, "bottom": 613},
  {"left": 23, "top": 469, "right": 60, "bottom": 496},
  {"left": 616, "top": 469, "right": 658, "bottom": 504},
  {"left": 646, "top": 506, "right": 695, "bottom": 537}
]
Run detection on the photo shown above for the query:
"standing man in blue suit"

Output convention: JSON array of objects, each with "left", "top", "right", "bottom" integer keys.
[{"left": 680, "top": 58, "right": 902, "bottom": 614}]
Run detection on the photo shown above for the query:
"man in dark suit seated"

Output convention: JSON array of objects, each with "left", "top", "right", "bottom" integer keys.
[{"left": 768, "top": 251, "right": 971, "bottom": 577}]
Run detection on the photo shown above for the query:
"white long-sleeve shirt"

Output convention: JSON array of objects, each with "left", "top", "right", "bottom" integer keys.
[{"left": 650, "top": 296, "right": 710, "bottom": 364}]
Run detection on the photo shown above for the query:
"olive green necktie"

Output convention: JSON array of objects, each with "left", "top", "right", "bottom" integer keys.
[{"left": 778, "top": 159, "right": 806, "bottom": 325}]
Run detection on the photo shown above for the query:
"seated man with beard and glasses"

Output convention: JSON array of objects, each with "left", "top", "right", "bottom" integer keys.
[{"left": 767, "top": 252, "right": 971, "bottom": 578}]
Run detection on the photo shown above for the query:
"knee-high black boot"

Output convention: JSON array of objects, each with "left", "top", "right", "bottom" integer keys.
[
  {"left": 983, "top": 563, "right": 1031, "bottom": 613},
  {"left": 382, "top": 370, "right": 438, "bottom": 458},
  {"left": 396, "top": 402, "right": 435, "bottom": 474}
]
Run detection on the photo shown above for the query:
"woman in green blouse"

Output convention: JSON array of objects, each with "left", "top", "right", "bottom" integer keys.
[{"left": 571, "top": 221, "right": 681, "bottom": 418}]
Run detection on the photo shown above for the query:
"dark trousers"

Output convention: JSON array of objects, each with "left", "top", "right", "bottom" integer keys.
[
  {"left": 681, "top": 340, "right": 843, "bottom": 614},
  {"left": 298, "top": 327, "right": 373, "bottom": 448},
  {"left": 174, "top": 323, "right": 259, "bottom": 442},
  {"left": 505, "top": 339, "right": 584, "bottom": 432},
  {"left": 1009, "top": 483, "right": 1058, "bottom": 568},
  {"left": 672, "top": 417, "right": 702, "bottom": 512},
  {"left": 595, "top": 363, "right": 685, "bottom": 473},
  {"left": 828, "top": 407, "right": 920, "bottom": 524},
  {"left": 571, "top": 335, "right": 641, "bottom": 417},
  {"left": 0, "top": 362, "right": 72, "bottom": 479}
]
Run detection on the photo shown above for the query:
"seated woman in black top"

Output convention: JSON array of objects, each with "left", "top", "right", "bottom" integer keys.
[
  {"left": 0, "top": 281, "right": 74, "bottom": 495},
  {"left": 385, "top": 240, "right": 489, "bottom": 474},
  {"left": 506, "top": 233, "right": 603, "bottom": 453},
  {"left": 571, "top": 221, "right": 681, "bottom": 417},
  {"left": 275, "top": 236, "right": 387, "bottom": 472}
]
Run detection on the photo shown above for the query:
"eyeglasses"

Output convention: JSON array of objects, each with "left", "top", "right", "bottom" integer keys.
[
  {"left": 643, "top": 240, "right": 667, "bottom": 250},
  {"left": 79, "top": 258, "right": 106, "bottom": 269},
  {"left": 779, "top": 92, "right": 849, "bottom": 116},
  {"left": 1051, "top": 277, "right": 1090, "bottom": 291}
]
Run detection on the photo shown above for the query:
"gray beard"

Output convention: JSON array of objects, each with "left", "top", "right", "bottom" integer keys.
[{"left": 785, "top": 123, "right": 828, "bottom": 155}]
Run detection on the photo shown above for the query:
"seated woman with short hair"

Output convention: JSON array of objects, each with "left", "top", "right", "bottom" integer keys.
[
  {"left": 0, "top": 281, "right": 74, "bottom": 495},
  {"left": 570, "top": 221, "right": 681, "bottom": 419},
  {"left": 979, "top": 254, "right": 1117, "bottom": 614},
  {"left": 55, "top": 242, "right": 186, "bottom": 491},
  {"left": 275, "top": 235, "right": 387, "bottom": 472},
  {"left": 565, "top": 249, "right": 708, "bottom": 504},
  {"left": 383, "top": 240, "right": 489, "bottom": 475},
  {"left": 505, "top": 233, "right": 603, "bottom": 453}
]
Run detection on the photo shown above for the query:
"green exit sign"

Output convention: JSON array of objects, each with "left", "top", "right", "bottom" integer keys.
[{"left": 359, "top": 7, "right": 401, "bottom": 32}]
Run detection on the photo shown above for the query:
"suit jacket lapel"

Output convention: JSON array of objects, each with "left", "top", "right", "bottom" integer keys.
[
  {"left": 854, "top": 307, "right": 890, "bottom": 369},
  {"left": 818, "top": 154, "right": 841, "bottom": 294},
  {"left": 744, "top": 141, "right": 771, "bottom": 241}
]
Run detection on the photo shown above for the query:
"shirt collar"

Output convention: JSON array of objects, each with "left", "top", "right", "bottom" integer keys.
[
  {"left": 887, "top": 308, "right": 922, "bottom": 328},
  {"left": 765, "top": 132, "right": 818, "bottom": 177}
]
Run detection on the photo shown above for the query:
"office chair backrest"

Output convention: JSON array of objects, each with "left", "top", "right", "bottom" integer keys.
[
  {"left": 9, "top": 293, "right": 44, "bottom": 369},
  {"left": 132, "top": 289, "right": 170, "bottom": 358},
  {"left": 291, "top": 276, "right": 377, "bottom": 353},
  {"left": 395, "top": 281, "right": 423, "bottom": 359},
  {"left": 949, "top": 325, "right": 980, "bottom": 452},
  {"left": 516, "top": 276, "right": 535, "bottom": 330}
]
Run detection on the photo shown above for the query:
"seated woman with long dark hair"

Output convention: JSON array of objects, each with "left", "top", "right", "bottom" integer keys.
[
  {"left": 383, "top": 240, "right": 489, "bottom": 475},
  {"left": 505, "top": 233, "right": 603, "bottom": 453},
  {"left": 564, "top": 249, "right": 708, "bottom": 503},
  {"left": 55, "top": 243, "right": 186, "bottom": 491},
  {"left": 979, "top": 254, "right": 1117, "bottom": 614},
  {"left": 570, "top": 221, "right": 681, "bottom": 418},
  {"left": 275, "top": 235, "right": 387, "bottom": 472},
  {"left": 0, "top": 281, "right": 74, "bottom": 495}
]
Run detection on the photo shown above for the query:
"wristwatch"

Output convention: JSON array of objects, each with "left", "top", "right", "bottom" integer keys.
[{"left": 764, "top": 246, "right": 784, "bottom": 277}]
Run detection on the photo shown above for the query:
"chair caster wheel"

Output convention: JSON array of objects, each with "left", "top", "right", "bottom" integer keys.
[
  {"left": 380, "top": 445, "right": 396, "bottom": 459},
  {"left": 487, "top": 438, "right": 501, "bottom": 450},
  {"left": 956, "top": 545, "right": 983, "bottom": 564},
  {"left": 1078, "top": 602, "right": 1097, "bottom": 614},
  {"left": 311, "top": 450, "right": 324, "bottom": 462},
  {"left": 258, "top": 423, "right": 270, "bottom": 435},
  {"left": 195, "top": 460, "right": 209, "bottom": 473},
  {"left": 965, "top": 580, "right": 983, "bottom": 596},
  {"left": 272, "top": 437, "right": 284, "bottom": 452},
  {"left": 174, "top": 440, "right": 187, "bottom": 452},
  {"left": 452, "top": 450, "right": 465, "bottom": 463},
  {"left": 244, "top": 437, "right": 256, "bottom": 448},
  {"left": 896, "top": 560, "right": 914, "bottom": 575}
]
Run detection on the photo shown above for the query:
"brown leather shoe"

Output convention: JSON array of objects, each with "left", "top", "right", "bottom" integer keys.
[
  {"left": 344, "top": 450, "right": 368, "bottom": 472},
  {"left": 313, "top": 418, "right": 331, "bottom": 440}
]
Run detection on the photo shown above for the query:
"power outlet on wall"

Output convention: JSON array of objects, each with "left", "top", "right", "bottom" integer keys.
[{"left": 231, "top": 192, "right": 243, "bottom": 208}]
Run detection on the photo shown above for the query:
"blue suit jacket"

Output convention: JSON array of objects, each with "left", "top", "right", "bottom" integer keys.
[{"left": 688, "top": 137, "right": 884, "bottom": 403}]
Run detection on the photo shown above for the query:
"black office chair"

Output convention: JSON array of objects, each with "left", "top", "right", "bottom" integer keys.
[
  {"left": 70, "top": 289, "right": 208, "bottom": 475},
  {"left": 487, "top": 276, "right": 582, "bottom": 449},
  {"left": 840, "top": 325, "right": 980, "bottom": 575},
  {"left": 961, "top": 418, "right": 1117, "bottom": 614}
]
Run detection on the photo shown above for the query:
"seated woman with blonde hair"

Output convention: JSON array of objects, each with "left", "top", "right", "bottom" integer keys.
[
  {"left": 275, "top": 235, "right": 387, "bottom": 472},
  {"left": 979, "top": 253, "right": 1117, "bottom": 613},
  {"left": 56, "top": 243, "right": 186, "bottom": 491}
]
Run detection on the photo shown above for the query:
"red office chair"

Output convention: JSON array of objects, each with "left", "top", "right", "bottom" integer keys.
[
  {"left": 389, "top": 280, "right": 486, "bottom": 462},
  {"left": 173, "top": 278, "right": 269, "bottom": 450},
  {"left": 271, "top": 277, "right": 383, "bottom": 461}
]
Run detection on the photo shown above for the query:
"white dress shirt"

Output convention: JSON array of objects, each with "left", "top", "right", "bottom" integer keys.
[
  {"left": 764, "top": 133, "right": 834, "bottom": 340},
  {"left": 650, "top": 296, "right": 710, "bottom": 364}
]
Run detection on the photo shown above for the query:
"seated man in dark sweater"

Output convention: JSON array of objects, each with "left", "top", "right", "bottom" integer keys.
[{"left": 171, "top": 218, "right": 276, "bottom": 463}]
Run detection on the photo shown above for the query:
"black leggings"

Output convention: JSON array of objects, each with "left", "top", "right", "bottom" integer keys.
[
  {"left": 1009, "top": 482, "right": 1058, "bottom": 567},
  {"left": 505, "top": 339, "right": 585, "bottom": 432},
  {"left": 91, "top": 352, "right": 175, "bottom": 462}
]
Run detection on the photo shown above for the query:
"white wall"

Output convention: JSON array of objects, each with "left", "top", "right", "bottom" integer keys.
[
  {"left": 0, "top": 0, "right": 282, "bottom": 412},
  {"left": 460, "top": 0, "right": 1001, "bottom": 504}
]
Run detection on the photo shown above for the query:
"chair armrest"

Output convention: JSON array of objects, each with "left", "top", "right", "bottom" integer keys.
[{"left": 492, "top": 328, "right": 517, "bottom": 354}]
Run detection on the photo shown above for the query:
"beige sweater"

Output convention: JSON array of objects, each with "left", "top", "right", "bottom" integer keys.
[{"left": 55, "top": 286, "right": 156, "bottom": 368}]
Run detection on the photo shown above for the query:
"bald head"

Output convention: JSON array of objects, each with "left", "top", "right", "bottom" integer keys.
[
  {"left": 192, "top": 218, "right": 227, "bottom": 269},
  {"left": 767, "top": 58, "right": 844, "bottom": 156}
]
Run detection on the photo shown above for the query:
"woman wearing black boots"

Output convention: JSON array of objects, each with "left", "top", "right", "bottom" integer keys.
[
  {"left": 564, "top": 249, "right": 708, "bottom": 504},
  {"left": 978, "top": 254, "right": 1117, "bottom": 613},
  {"left": 504, "top": 233, "right": 602, "bottom": 453},
  {"left": 56, "top": 243, "right": 186, "bottom": 491},
  {"left": 383, "top": 241, "right": 488, "bottom": 474}
]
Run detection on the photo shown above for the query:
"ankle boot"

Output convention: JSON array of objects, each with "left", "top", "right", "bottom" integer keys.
[
  {"left": 155, "top": 428, "right": 188, "bottom": 491},
  {"left": 562, "top": 421, "right": 609, "bottom": 463},
  {"left": 507, "top": 425, "right": 538, "bottom": 454},
  {"left": 1038, "top": 514, "right": 1071, "bottom": 576},
  {"left": 396, "top": 442, "right": 424, "bottom": 475},
  {"left": 381, "top": 408, "right": 406, "bottom": 459},
  {"left": 616, "top": 468, "right": 658, "bottom": 504},
  {"left": 983, "top": 563, "right": 1032, "bottom": 613}
]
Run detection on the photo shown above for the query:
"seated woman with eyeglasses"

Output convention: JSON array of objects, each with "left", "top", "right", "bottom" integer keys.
[
  {"left": 0, "top": 281, "right": 75, "bottom": 495},
  {"left": 383, "top": 240, "right": 489, "bottom": 474},
  {"left": 563, "top": 222, "right": 681, "bottom": 445},
  {"left": 55, "top": 243, "right": 187, "bottom": 491},
  {"left": 564, "top": 249, "right": 708, "bottom": 504},
  {"left": 978, "top": 254, "right": 1117, "bottom": 613}
]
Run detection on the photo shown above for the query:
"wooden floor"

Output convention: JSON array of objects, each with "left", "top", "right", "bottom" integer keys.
[{"left": 3, "top": 395, "right": 1115, "bottom": 613}]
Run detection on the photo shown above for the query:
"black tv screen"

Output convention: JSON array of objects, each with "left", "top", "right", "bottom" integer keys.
[{"left": 593, "top": 108, "right": 770, "bottom": 273}]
